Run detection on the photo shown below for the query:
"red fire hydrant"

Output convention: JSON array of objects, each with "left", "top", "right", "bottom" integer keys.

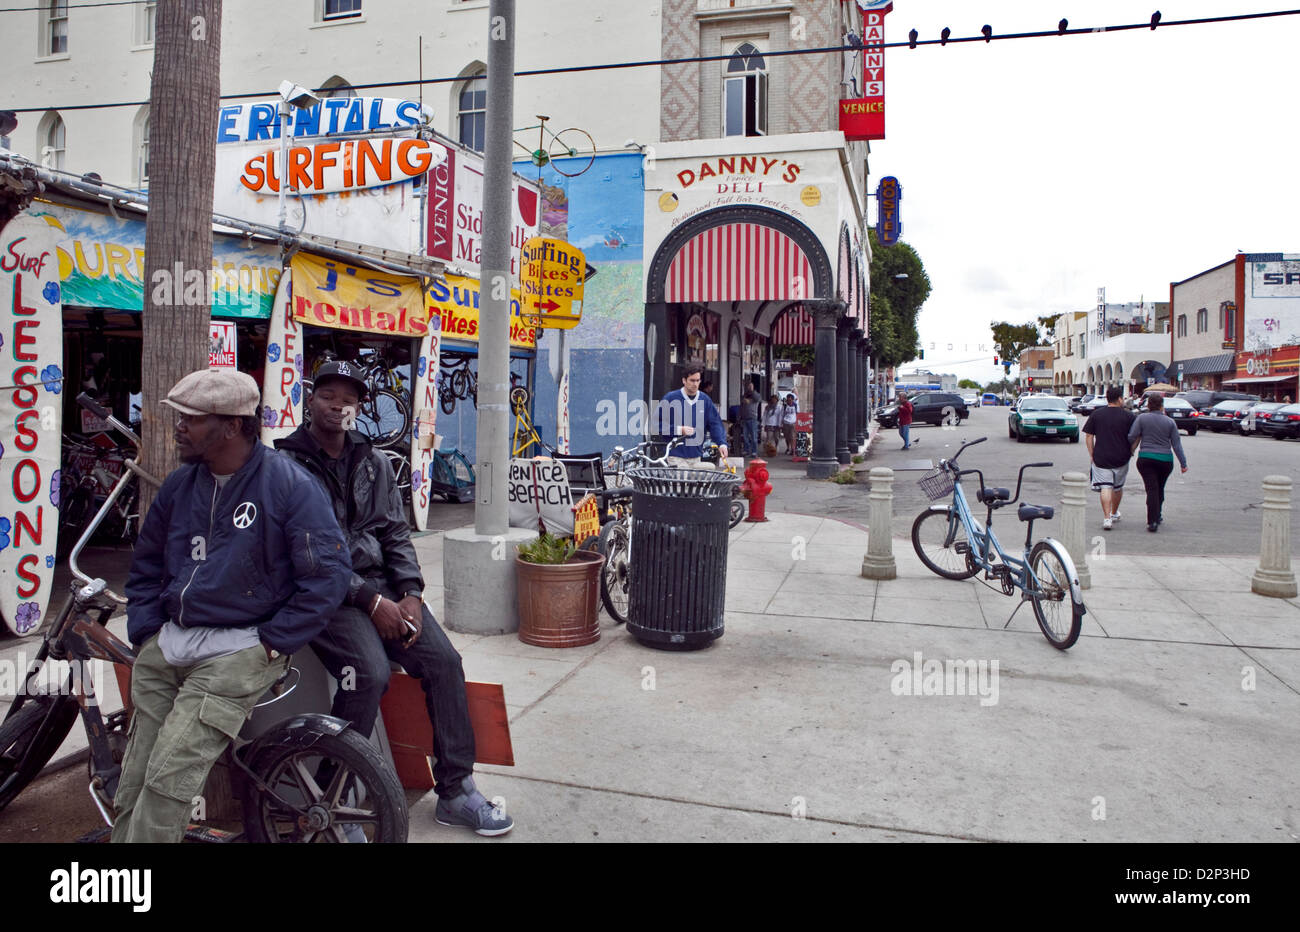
[{"left": 741, "top": 458, "right": 773, "bottom": 522}]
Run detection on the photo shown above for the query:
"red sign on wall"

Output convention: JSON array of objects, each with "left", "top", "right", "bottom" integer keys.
[{"left": 840, "top": 1, "right": 892, "bottom": 141}]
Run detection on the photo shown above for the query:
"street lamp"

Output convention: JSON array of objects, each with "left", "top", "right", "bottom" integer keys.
[{"left": 277, "top": 80, "right": 320, "bottom": 232}]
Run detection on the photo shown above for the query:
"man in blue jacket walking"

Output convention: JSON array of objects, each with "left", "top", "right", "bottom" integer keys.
[
  {"left": 113, "top": 369, "right": 350, "bottom": 844},
  {"left": 656, "top": 365, "right": 729, "bottom": 465}
]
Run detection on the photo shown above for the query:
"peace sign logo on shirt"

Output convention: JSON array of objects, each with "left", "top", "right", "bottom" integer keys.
[{"left": 233, "top": 502, "right": 258, "bottom": 529}]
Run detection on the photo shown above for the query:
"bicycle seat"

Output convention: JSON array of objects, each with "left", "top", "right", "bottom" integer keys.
[
  {"left": 977, "top": 487, "right": 1011, "bottom": 504},
  {"left": 1018, "top": 503, "right": 1055, "bottom": 522}
]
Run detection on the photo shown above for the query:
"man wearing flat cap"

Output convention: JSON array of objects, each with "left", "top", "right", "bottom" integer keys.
[
  {"left": 276, "top": 359, "right": 514, "bottom": 836},
  {"left": 112, "top": 368, "right": 351, "bottom": 844}
]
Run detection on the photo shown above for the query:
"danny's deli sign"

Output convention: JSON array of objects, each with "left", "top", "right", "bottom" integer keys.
[{"left": 839, "top": 0, "right": 892, "bottom": 141}]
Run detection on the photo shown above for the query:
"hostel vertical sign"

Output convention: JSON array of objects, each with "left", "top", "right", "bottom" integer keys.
[
  {"left": 839, "top": 1, "right": 892, "bottom": 141},
  {"left": 0, "top": 215, "right": 65, "bottom": 636}
]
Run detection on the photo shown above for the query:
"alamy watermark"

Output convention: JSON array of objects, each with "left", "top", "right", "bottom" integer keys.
[
  {"left": 0, "top": 654, "right": 105, "bottom": 704},
  {"left": 889, "top": 650, "right": 999, "bottom": 707}
]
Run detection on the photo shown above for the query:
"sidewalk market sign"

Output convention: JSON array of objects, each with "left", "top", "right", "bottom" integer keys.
[
  {"left": 28, "top": 203, "right": 280, "bottom": 318},
  {"left": 0, "top": 215, "right": 65, "bottom": 636},
  {"left": 290, "top": 253, "right": 430, "bottom": 338},
  {"left": 425, "top": 145, "right": 541, "bottom": 279}
]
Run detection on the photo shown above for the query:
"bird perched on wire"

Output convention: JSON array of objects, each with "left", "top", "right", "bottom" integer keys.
[
  {"left": 1150, "top": 10, "right": 1161, "bottom": 29},
  {"left": 981, "top": 24, "right": 992, "bottom": 42},
  {"left": 1058, "top": 18, "right": 1068, "bottom": 35},
  {"left": 940, "top": 26, "right": 951, "bottom": 45}
]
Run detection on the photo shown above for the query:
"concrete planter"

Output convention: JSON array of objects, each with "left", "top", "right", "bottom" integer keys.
[{"left": 515, "top": 550, "right": 604, "bottom": 647}]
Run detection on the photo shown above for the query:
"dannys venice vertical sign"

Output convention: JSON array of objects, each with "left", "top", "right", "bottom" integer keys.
[
  {"left": 0, "top": 215, "right": 65, "bottom": 636},
  {"left": 840, "top": 1, "right": 892, "bottom": 141},
  {"left": 290, "top": 254, "right": 430, "bottom": 338}
]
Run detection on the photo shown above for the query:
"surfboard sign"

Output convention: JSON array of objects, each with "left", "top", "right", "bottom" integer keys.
[
  {"left": 409, "top": 319, "right": 442, "bottom": 531},
  {"left": 0, "top": 214, "right": 66, "bottom": 636},
  {"left": 258, "top": 270, "right": 303, "bottom": 447}
]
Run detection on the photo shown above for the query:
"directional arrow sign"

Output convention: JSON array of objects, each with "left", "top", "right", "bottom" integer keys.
[{"left": 521, "top": 236, "right": 585, "bottom": 329}]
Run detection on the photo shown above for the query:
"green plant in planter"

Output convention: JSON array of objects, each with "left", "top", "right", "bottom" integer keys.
[{"left": 516, "top": 532, "right": 578, "bottom": 565}]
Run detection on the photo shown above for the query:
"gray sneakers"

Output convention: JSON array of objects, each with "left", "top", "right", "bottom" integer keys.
[{"left": 435, "top": 776, "right": 514, "bottom": 836}]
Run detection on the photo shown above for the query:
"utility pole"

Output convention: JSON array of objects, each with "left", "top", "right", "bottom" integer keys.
[{"left": 443, "top": 0, "right": 532, "bottom": 635}]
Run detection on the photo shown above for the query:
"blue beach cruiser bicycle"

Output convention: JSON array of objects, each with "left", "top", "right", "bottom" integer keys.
[{"left": 911, "top": 437, "right": 1085, "bottom": 650}]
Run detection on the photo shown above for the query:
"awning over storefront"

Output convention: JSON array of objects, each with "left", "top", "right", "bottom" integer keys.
[
  {"left": 1173, "top": 352, "right": 1235, "bottom": 376},
  {"left": 664, "top": 222, "right": 815, "bottom": 303},
  {"left": 771, "top": 306, "right": 814, "bottom": 344},
  {"left": 1221, "top": 375, "right": 1295, "bottom": 385}
]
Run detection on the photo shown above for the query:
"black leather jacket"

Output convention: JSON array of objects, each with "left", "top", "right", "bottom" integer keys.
[{"left": 276, "top": 427, "right": 423, "bottom": 611}]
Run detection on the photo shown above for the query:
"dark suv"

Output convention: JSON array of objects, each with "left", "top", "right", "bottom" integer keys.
[
  {"left": 1177, "top": 389, "right": 1259, "bottom": 414},
  {"left": 876, "top": 392, "right": 969, "bottom": 428}
]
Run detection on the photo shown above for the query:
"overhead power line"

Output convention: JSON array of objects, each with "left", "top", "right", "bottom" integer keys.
[{"left": 4, "top": 7, "right": 1299, "bottom": 114}]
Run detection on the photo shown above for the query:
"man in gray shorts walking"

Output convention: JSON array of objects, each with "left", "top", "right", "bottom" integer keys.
[{"left": 1082, "top": 386, "right": 1136, "bottom": 530}]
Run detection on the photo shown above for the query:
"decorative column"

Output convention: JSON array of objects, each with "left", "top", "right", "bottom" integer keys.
[
  {"left": 835, "top": 317, "right": 852, "bottom": 464},
  {"left": 807, "top": 301, "right": 842, "bottom": 479},
  {"left": 861, "top": 467, "right": 897, "bottom": 579},
  {"left": 1252, "top": 475, "right": 1298, "bottom": 598},
  {"left": 853, "top": 330, "right": 867, "bottom": 445},
  {"left": 1059, "top": 471, "right": 1091, "bottom": 590}
]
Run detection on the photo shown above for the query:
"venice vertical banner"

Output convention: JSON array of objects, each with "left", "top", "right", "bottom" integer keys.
[
  {"left": 0, "top": 214, "right": 65, "bottom": 635},
  {"left": 839, "top": 0, "right": 893, "bottom": 141}
]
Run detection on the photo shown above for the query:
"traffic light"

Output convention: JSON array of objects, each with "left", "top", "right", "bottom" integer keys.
[
  {"left": 993, "top": 356, "right": 999, "bottom": 366},
  {"left": 1027, "top": 377, "right": 1035, "bottom": 387}
]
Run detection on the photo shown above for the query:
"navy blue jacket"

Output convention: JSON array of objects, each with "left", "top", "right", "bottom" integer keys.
[
  {"left": 655, "top": 388, "right": 726, "bottom": 459},
  {"left": 125, "top": 442, "right": 351, "bottom": 654}
]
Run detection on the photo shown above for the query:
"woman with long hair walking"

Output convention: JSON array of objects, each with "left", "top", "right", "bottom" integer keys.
[{"left": 1127, "top": 393, "right": 1188, "bottom": 532}]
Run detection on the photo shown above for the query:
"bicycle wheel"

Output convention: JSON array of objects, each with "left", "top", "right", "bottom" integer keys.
[
  {"left": 240, "top": 727, "right": 409, "bottom": 843},
  {"left": 597, "top": 519, "right": 630, "bottom": 624},
  {"left": 1027, "top": 540, "right": 1084, "bottom": 650},
  {"left": 729, "top": 496, "right": 745, "bottom": 529},
  {"left": 439, "top": 380, "right": 457, "bottom": 415},
  {"left": 354, "top": 390, "right": 410, "bottom": 449},
  {"left": 0, "top": 696, "right": 80, "bottom": 812},
  {"left": 911, "top": 506, "right": 979, "bottom": 580},
  {"left": 451, "top": 368, "right": 472, "bottom": 401}
]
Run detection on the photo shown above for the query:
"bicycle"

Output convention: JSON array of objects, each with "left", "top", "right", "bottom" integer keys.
[
  {"left": 0, "top": 393, "right": 409, "bottom": 842},
  {"left": 58, "top": 437, "right": 139, "bottom": 554},
  {"left": 910, "top": 437, "right": 1086, "bottom": 650}
]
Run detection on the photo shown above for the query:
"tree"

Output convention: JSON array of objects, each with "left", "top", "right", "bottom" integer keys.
[
  {"left": 1037, "top": 313, "right": 1063, "bottom": 340},
  {"left": 957, "top": 378, "right": 981, "bottom": 390},
  {"left": 140, "top": 1, "right": 223, "bottom": 514},
  {"left": 989, "top": 320, "right": 1042, "bottom": 367},
  {"left": 868, "top": 229, "right": 931, "bottom": 369}
]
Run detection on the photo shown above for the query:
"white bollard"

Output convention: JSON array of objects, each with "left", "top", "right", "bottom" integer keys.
[
  {"left": 1251, "top": 475, "right": 1297, "bottom": 598},
  {"left": 1059, "top": 471, "right": 1091, "bottom": 590},
  {"left": 861, "top": 467, "right": 897, "bottom": 580}
]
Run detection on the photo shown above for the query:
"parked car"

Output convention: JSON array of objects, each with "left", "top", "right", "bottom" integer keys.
[
  {"left": 1259, "top": 404, "right": 1300, "bottom": 440},
  {"left": 1200, "top": 400, "right": 1256, "bottom": 432},
  {"left": 1069, "top": 394, "right": 1095, "bottom": 413},
  {"left": 1177, "top": 389, "right": 1260, "bottom": 414},
  {"left": 1008, "top": 395, "right": 1079, "bottom": 443},
  {"left": 962, "top": 392, "right": 980, "bottom": 408},
  {"left": 1077, "top": 396, "right": 1109, "bottom": 416},
  {"left": 1160, "top": 396, "right": 1201, "bottom": 435},
  {"left": 981, "top": 392, "right": 1001, "bottom": 406},
  {"left": 1239, "top": 401, "right": 1285, "bottom": 435},
  {"left": 876, "top": 391, "right": 969, "bottom": 429}
]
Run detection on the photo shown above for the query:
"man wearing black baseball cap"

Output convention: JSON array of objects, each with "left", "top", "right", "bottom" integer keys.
[
  {"left": 114, "top": 369, "right": 350, "bottom": 843},
  {"left": 278, "top": 359, "right": 514, "bottom": 835}
]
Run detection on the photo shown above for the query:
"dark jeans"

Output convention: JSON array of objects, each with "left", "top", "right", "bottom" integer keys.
[
  {"left": 1136, "top": 456, "right": 1174, "bottom": 525},
  {"left": 311, "top": 584, "right": 476, "bottom": 799},
  {"left": 741, "top": 419, "right": 759, "bottom": 455}
]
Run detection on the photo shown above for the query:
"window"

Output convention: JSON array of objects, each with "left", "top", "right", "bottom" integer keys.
[
  {"left": 135, "top": 106, "right": 150, "bottom": 187},
  {"left": 1037, "top": 360, "right": 1045, "bottom": 369},
  {"left": 41, "top": 112, "right": 65, "bottom": 169},
  {"left": 44, "top": 0, "right": 69, "bottom": 56},
  {"left": 1222, "top": 301, "right": 1236, "bottom": 341},
  {"left": 1177, "top": 314, "right": 1188, "bottom": 338},
  {"left": 323, "top": 0, "right": 362, "bottom": 20},
  {"left": 723, "top": 43, "right": 767, "bottom": 137},
  {"left": 458, "top": 72, "right": 486, "bottom": 152},
  {"left": 1196, "top": 308, "right": 1208, "bottom": 333},
  {"left": 135, "top": 0, "right": 156, "bottom": 46}
]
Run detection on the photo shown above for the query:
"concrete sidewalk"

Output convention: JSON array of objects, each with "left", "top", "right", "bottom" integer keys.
[
  {"left": 4, "top": 499, "right": 1296, "bottom": 842},
  {"left": 408, "top": 512, "right": 1300, "bottom": 843}
]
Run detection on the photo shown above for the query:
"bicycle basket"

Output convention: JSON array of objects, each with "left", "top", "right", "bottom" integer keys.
[{"left": 917, "top": 467, "right": 955, "bottom": 502}]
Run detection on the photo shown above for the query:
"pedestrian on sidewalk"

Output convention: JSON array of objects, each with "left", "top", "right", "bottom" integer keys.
[
  {"left": 655, "top": 365, "right": 729, "bottom": 466},
  {"left": 1083, "top": 386, "right": 1135, "bottom": 531},
  {"left": 780, "top": 393, "right": 799, "bottom": 455},
  {"left": 898, "top": 395, "right": 915, "bottom": 450},
  {"left": 762, "top": 393, "right": 782, "bottom": 452},
  {"left": 1127, "top": 392, "right": 1188, "bottom": 533},
  {"left": 739, "top": 380, "right": 761, "bottom": 457}
]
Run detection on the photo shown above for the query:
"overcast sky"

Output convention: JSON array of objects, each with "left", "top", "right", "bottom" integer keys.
[{"left": 868, "top": 0, "right": 1299, "bottom": 384}]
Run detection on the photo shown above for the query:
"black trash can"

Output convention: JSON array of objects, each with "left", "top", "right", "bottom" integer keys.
[{"left": 625, "top": 466, "right": 741, "bottom": 650}]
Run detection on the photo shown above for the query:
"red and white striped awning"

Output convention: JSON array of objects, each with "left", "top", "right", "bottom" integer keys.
[
  {"left": 664, "top": 223, "right": 816, "bottom": 303},
  {"left": 771, "top": 306, "right": 814, "bottom": 345}
]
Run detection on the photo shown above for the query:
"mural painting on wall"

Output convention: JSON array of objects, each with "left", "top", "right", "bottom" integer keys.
[{"left": 686, "top": 313, "right": 707, "bottom": 364}]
